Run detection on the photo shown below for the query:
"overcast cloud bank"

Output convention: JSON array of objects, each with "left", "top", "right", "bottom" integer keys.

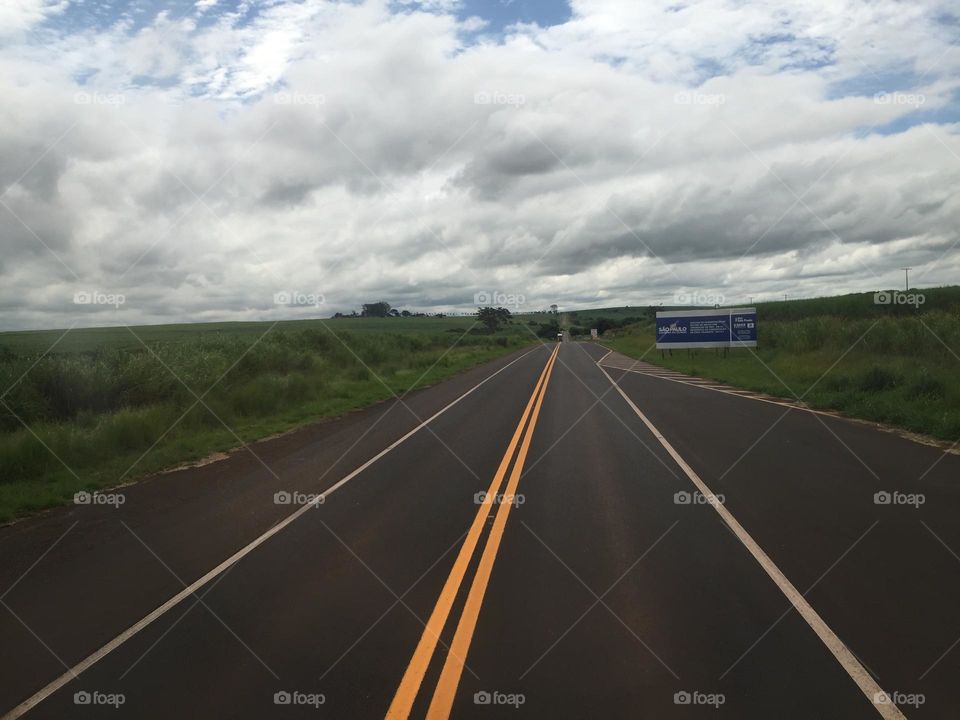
[{"left": 1, "top": 0, "right": 959, "bottom": 329}]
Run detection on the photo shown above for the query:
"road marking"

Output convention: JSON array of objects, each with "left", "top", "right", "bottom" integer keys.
[
  {"left": 596, "top": 363, "right": 907, "bottom": 720},
  {"left": 425, "top": 344, "right": 560, "bottom": 719},
  {"left": 598, "top": 353, "right": 833, "bottom": 415},
  {"left": 1, "top": 345, "right": 545, "bottom": 720},
  {"left": 385, "top": 344, "right": 558, "bottom": 719}
]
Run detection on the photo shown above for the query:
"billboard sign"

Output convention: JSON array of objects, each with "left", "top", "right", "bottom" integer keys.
[{"left": 655, "top": 308, "right": 757, "bottom": 349}]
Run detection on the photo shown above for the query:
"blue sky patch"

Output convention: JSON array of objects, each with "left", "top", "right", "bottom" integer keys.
[
  {"left": 827, "top": 68, "right": 925, "bottom": 100},
  {"left": 458, "top": 0, "right": 571, "bottom": 32}
]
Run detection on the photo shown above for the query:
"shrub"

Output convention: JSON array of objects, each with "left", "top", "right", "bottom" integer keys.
[
  {"left": 910, "top": 370, "right": 946, "bottom": 398},
  {"left": 0, "top": 327, "right": 525, "bottom": 500},
  {"left": 858, "top": 366, "right": 902, "bottom": 392}
]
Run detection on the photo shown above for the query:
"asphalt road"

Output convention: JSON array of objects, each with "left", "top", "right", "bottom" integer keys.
[{"left": 2, "top": 341, "right": 959, "bottom": 719}]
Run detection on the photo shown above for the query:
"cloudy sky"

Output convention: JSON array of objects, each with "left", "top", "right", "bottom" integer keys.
[{"left": 1, "top": 0, "right": 959, "bottom": 329}]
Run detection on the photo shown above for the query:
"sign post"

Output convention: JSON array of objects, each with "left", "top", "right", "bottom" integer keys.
[{"left": 655, "top": 308, "right": 757, "bottom": 350}]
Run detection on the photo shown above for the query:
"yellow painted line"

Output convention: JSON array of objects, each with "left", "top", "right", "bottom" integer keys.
[
  {"left": 1, "top": 345, "right": 545, "bottom": 720},
  {"left": 385, "top": 344, "right": 558, "bottom": 719},
  {"left": 425, "top": 343, "right": 559, "bottom": 719}
]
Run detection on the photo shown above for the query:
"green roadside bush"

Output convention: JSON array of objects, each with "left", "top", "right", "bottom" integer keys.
[{"left": 0, "top": 327, "right": 528, "bottom": 521}]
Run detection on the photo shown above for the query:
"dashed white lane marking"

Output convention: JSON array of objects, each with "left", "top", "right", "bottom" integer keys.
[
  {"left": 596, "top": 362, "right": 906, "bottom": 720},
  {"left": 1, "top": 346, "right": 545, "bottom": 720}
]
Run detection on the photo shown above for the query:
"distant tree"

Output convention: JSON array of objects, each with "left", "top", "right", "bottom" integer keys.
[
  {"left": 389, "top": 308, "right": 400, "bottom": 317},
  {"left": 536, "top": 318, "right": 560, "bottom": 338},
  {"left": 595, "top": 317, "right": 616, "bottom": 335},
  {"left": 550, "top": 304, "right": 558, "bottom": 314},
  {"left": 361, "top": 301, "right": 391, "bottom": 317},
  {"left": 401, "top": 310, "right": 412, "bottom": 317},
  {"left": 477, "top": 306, "right": 512, "bottom": 333}
]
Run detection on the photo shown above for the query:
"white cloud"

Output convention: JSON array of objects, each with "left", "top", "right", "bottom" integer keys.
[
  {"left": 0, "top": 0, "right": 66, "bottom": 37},
  {"left": 1, "top": 0, "right": 959, "bottom": 329}
]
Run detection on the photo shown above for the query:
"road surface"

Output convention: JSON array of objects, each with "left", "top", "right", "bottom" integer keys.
[{"left": 1, "top": 342, "right": 959, "bottom": 718}]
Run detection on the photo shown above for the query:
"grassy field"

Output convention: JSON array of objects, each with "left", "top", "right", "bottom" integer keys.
[
  {"left": 0, "top": 316, "right": 531, "bottom": 523},
  {"left": 5, "top": 288, "right": 956, "bottom": 521},
  {"left": 602, "top": 287, "right": 960, "bottom": 442}
]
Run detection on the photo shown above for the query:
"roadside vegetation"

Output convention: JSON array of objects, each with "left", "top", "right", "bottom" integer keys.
[
  {"left": 0, "top": 315, "right": 529, "bottom": 522},
  {"left": 600, "top": 287, "right": 960, "bottom": 442}
]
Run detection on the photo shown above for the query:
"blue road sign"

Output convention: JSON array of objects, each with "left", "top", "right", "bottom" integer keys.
[{"left": 655, "top": 308, "right": 757, "bottom": 349}]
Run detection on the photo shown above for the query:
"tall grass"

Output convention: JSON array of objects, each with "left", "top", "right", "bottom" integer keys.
[
  {"left": 0, "top": 327, "right": 525, "bottom": 522},
  {"left": 605, "top": 299, "right": 960, "bottom": 442}
]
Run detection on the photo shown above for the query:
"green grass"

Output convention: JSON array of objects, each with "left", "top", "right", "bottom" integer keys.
[
  {"left": 6, "top": 287, "right": 957, "bottom": 520},
  {"left": 603, "top": 288, "right": 960, "bottom": 442},
  {"left": 0, "top": 315, "right": 488, "bottom": 355},
  {"left": 0, "top": 318, "right": 530, "bottom": 523}
]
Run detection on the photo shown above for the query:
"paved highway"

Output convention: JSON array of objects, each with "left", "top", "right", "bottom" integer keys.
[{"left": 2, "top": 342, "right": 959, "bottom": 718}]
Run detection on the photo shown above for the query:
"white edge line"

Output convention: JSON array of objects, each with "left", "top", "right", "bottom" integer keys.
[
  {"left": 596, "top": 362, "right": 906, "bottom": 720},
  {"left": 599, "top": 356, "right": 829, "bottom": 415},
  {"left": 1, "top": 345, "right": 545, "bottom": 720}
]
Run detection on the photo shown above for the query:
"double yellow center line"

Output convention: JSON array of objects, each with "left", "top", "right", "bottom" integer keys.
[{"left": 386, "top": 343, "right": 560, "bottom": 720}]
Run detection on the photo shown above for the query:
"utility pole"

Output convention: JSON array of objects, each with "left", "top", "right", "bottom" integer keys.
[{"left": 901, "top": 267, "right": 912, "bottom": 291}]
